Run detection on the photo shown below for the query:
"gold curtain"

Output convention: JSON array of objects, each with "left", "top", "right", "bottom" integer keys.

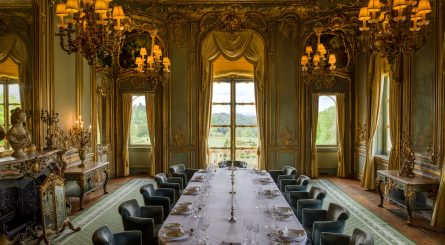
[
  {"left": 311, "top": 93, "right": 319, "bottom": 177},
  {"left": 0, "top": 33, "right": 31, "bottom": 112},
  {"left": 361, "top": 53, "right": 383, "bottom": 190},
  {"left": 388, "top": 56, "right": 402, "bottom": 170},
  {"left": 336, "top": 93, "right": 346, "bottom": 177},
  {"left": 120, "top": 93, "right": 132, "bottom": 177},
  {"left": 145, "top": 93, "right": 156, "bottom": 177},
  {"left": 200, "top": 31, "right": 265, "bottom": 168},
  {"left": 431, "top": 34, "right": 445, "bottom": 228}
]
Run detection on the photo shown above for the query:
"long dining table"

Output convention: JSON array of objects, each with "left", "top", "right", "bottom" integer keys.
[{"left": 158, "top": 168, "right": 307, "bottom": 244}]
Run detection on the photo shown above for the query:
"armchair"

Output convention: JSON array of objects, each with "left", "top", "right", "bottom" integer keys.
[
  {"left": 218, "top": 160, "right": 247, "bottom": 168},
  {"left": 321, "top": 228, "right": 374, "bottom": 245},
  {"left": 154, "top": 173, "right": 183, "bottom": 201},
  {"left": 288, "top": 186, "right": 327, "bottom": 221},
  {"left": 118, "top": 199, "right": 164, "bottom": 245},
  {"left": 279, "top": 174, "right": 310, "bottom": 194},
  {"left": 302, "top": 203, "right": 350, "bottom": 245},
  {"left": 169, "top": 164, "right": 198, "bottom": 185},
  {"left": 268, "top": 165, "right": 297, "bottom": 183},
  {"left": 92, "top": 226, "right": 141, "bottom": 245},
  {"left": 140, "top": 184, "right": 175, "bottom": 219}
]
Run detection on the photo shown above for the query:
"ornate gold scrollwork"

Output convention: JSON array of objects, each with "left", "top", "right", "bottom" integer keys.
[
  {"left": 384, "top": 178, "right": 394, "bottom": 196},
  {"left": 279, "top": 126, "right": 295, "bottom": 145},
  {"left": 405, "top": 185, "right": 416, "bottom": 200},
  {"left": 172, "top": 128, "right": 186, "bottom": 147},
  {"left": 357, "top": 123, "right": 367, "bottom": 143},
  {"left": 94, "top": 170, "right": 102, "bottom": 183},
  {"left": 399, "top": 132, "right": 416, "bottom": 177}
]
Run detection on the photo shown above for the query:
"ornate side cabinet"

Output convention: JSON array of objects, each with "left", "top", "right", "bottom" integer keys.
[
  {"left": 376, "top": 170, "right": 439, "bottom": 225},
  {"left": 64, "top": 161, "right": 110, "bottom": 210}
]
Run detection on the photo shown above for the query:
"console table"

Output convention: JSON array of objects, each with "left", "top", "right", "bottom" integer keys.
[
  {"left": 64, "top": 161, "right": 110, "bottom": 210},
  {"left": 376, "top": 170, "right": 439, "bottom": 225}
]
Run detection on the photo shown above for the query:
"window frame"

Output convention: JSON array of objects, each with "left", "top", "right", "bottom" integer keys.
[
  {"left": 375, "top": 74, "right": 391, "bottom": 156},
  {"left": 209, "top": 76, "right": 258, "bottom": 166},
  {"left": 129, "top": 94, "right": 151, "bottom": 147},
  {"left": 0, "top": 76, "right": 21, "bottom": 149},
  {"left": 316, "top": 94, "right": 339, "bottom": 147}
]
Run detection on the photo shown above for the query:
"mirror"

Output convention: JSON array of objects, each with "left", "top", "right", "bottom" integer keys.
[{"left": 95, "top": 74, "right": 112, "bottom": 163}]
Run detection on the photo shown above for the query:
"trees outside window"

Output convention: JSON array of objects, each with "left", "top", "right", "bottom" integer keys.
[
  {"left": 376, "top": 75, "right": 391, "bottom": 155},
  {"left": 130, "top": 95, "right": 150, "bottom": 145},
  {"left": 316, "top": 95, "right": 337, "bottom": 146},
  {"left": 208, "top": 78, "right": 258, "bottom": 168}
]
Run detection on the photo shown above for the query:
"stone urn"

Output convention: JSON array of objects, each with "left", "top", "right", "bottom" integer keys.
[{"left": 6, "top": 108, "right": 31, "bottom": 157}]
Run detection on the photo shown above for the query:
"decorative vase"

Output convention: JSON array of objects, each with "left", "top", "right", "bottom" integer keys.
[
  {"left": 79, "top": 149, "right": 86, "bottom": 168},
  {"left": 6, "top": 108, "right": 31, "bottom": 158}
]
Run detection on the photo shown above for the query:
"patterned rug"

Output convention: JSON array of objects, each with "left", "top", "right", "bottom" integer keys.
[{"left": 52, "top": 178, "right": 414, "bottom": 245}]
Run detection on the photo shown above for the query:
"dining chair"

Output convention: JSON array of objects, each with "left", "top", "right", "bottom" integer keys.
[
  {"left": 139, "top": 183, "right": 175, "bottom": 219},
  {"left": 118, "top": 199, "right": 164, "bottom": 245},
  {"left": 288, "top": 186, "right": 327, "bottom": 221},
  {"left": 302, "top": 202, "right": 350, "bottom": 245},
  {"left": 92, "top": 226, "right": 142, "bottom": 245},
  {"left": 169, "top": 163, "right": 198, "bottom": 185},
  {"left": 217, "top": 160, "right": 247, "bottom": 168},
  {"left": 268, "top": 165, "right": 297, "bottom": 183},
  {"left": 280, "top": 174, "right": 310, "bottom": 194},
  {"left": 320, "top": 228, "right": 374, "bottom": 245},
  {"left": 154, "top": 173, "right": 183, "bottom": 201}
]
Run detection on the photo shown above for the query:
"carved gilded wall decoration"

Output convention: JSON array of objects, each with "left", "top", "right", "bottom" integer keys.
[
  {"left": 168, "top": 15, "right": 187, "bottom": 49},
  {"left": 399, "top": 132, "right": 416, "bottom": 177},
  {"left": 356, "top": 123, "right": 367, "bottom": 143},
  {"left": 279, "top": 126, "right": 295, "bottom": 145},
  {"left": 172, "top": 127, "right": 186, "bottom": 147}
]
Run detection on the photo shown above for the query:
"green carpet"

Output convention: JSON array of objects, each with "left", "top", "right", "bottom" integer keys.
[
  {"left": 311, "top": 179, "right": 414, "bottom": 245},
  {"left": 52, "top": 178, "right": 414, "bottom": 245}
]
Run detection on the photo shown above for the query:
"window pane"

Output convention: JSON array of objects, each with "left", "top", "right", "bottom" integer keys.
[
  {"left": 211, "top": 105, "right": 230, "bottom": 125},
  {"left": 316, "top": 96, "right": 337, "bottom": 145},
  {"left": 130, "top": 96, "right": 150, "bottom": 145},
  {"left": 8, "top": 84, "right": 20, "bottom": 104},
  {"left": 212, "top": 82, "right": 230, "bottom": 103},
  {"left": 209, "top": 127, "right": 230, "bottom": 148},
  {"left": 235, "top": 149, "right": 257, "bottom": 168},
  {"left": 236, "top": 82, "right": 255, "bottom": 103},
  {"left": 236, "top": 105, "right": 256, "bottom": 125},
  {"left": 0, "top": 85, "right": 3, "bottom": 104},
  {"left": 236, "top": 127, "right": 258, "bottom": 148},
  {"left": 0, "top": 104, "right": 3, "bottom": 147},
  {"left": 209, "top": 149, "right": 231, "bottom": 165}
]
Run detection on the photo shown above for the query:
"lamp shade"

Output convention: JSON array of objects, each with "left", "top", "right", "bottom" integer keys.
[
  {"left": 66, "top": 0, "right": 80, "bottom": 13},
  {"left": 317, "top": 43, "right": 326, "bottom": 55},
  {"left": 328, "top": 54, "right": 336, "bottom": 64},
  {"left": 147, "top": 56, "right": 154, "bottom": 66},
  {"left": 359, "top": 7, "right": 371, "bottom": 20},
  {"left": 368, "top": 0, "right": 381, "bottom": 13},
  {"left": 411, "top": 7, "right": 421, "bottom": 21},
  {"left": 56, "top": 3, "right": 69, "bottom": 16},
  {"left": 305, "top": 46, "right": 313, "bottom": 54},
  {"left": 135, "top": 57, "right": 142, "bottom": 65},
  {"left": 301, "top": 55, "right": 308, "bottom": 65},
  {"left": 417, "top": 0, "right": 431, "bottom": 14},
  {"left": 140, "top": 48, "right": 147, "bottom": 56},
  {"left": 95, "top": 0, "right": 108, "bottom": 14},
  {"left": 313, "top": 54, "right": 320, "bottom": 63},
  {"left": 393, "top": 0, "right": 407, "bottom": 10},
  {"left": 112, "top": 5, "right": 125, "bottom": 19},
  {"left": 162, "top": 57, "right": 171, "bottom": 65}
]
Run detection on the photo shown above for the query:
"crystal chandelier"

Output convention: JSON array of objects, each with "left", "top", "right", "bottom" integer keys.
[
  {"left": 54, "top": 0, "right": 127, "bottom": 65},
  {"left": 135, "top": 30, "right": 171, "bottom": 75},
  {"left": 358, "top": 0, "right": 432, "bottom": 61},
  {"left": 300, "top": 22, "right": 337, "bottom": 87}
]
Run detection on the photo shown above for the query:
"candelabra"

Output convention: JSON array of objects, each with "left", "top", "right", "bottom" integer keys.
[
  {"left": 40, "top": 110, "right": 60, "bottom": 151},
  {"left": 228, "top": 163, "right": 236, "bottom": 223},
  {"left": 70, "top": 116, "right": 92, "bottom": 168}
]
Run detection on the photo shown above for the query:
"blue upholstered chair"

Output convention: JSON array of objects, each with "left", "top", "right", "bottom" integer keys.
[
  {"left": 320, "top": 228, "right": 374, "bottom": 245},
  {"left": 154, "top": 173, "right": 183, "bottom": 201},
  {"left": 218, "top": 160, "right": 247, "bottom": 168},
  {"left": 118, "top": 199, "right": 164, "bottom": 245},
  {"left": 92, "top": 226, "right": 141, "bottom": 245},
  {"left": 302, "top": 203, "right": 350, "bottom": 245},
  {"left": 140, "top": 183, "right": 175, "bottom": 219},
  {"left": 169, "top": 164, "right": 198, "bottom": 185},
  {"left": 268, "top": 165, "right": 297, "bottom": 183},
  {"left": 288, "top": 186, "right": 327, "bottom": 221},
  {"left": 280, "top": 174, "right": 310, "bottom": 194}
]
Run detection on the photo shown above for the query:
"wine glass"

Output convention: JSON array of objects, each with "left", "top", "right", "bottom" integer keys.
[
  {"left": 252, "top": 221, "right": 260, "bottom": 244},
  {"left": 199, "top": 215, "right": 210, "bottom": 243}
]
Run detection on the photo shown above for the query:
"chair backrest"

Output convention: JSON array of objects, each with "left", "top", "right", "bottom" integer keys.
[
  {"left": 92, "top": 226, "right": 115, "bottom": 245},
  {"left": 282, "top": 166, "right": 297, "bottom": 175},
  {"left": 118, "top": 199, "right": 141, "bottom": 218},
  {"left": 350, "top": 228, "right": 374, "bottom": 245},
  {"left": 154, "top": 173, "right": 168, "bottom": 185},
  {"left": 169, "top": 164, "right": 186, "bottom": 174},
  {"left": 308, "top": 186, "right": 327, "bottom": 200},
  {"left": 326, "top": 203, "right": 350, "bottom": 222},
  {"left": 139, "top": 184, "right": 155, "bottom": 197},
  {"left": 218, "top": 160, "right": 247, "bottom": 168},
  {"left": 296, "top": 175, "right": 310, "bottom": 186}
]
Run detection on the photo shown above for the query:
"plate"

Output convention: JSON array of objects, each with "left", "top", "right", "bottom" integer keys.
[
  {"left": 178, "top": 202, "right": 192, "bottom": 207},
  {"left": 172, "top": 206, "right": 192, "bottom": 214},
  {"left": 274, "top": 207, "right": 293, "bottom": 216},
  {"left": 163, "top": 229, "right": 188, "bottom": 241},
  {"left": 278, "top": 229, "right": 305, "bottom": 242},
  {"left": 184, "top": 187, "right": 200, "bottom": 195},
  {"left": 263, "top": 189, "right": 280, "bottom": 198},
  {"left": 197, "top": 169, "right": 208, "bottom": 173},
  {"left": 164, "top": 223, "right": 181, "bottom": 230}
]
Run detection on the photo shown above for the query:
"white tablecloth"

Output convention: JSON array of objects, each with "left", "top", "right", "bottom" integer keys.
[{"left": 159, "top": 169, "right": 307, "bottom": 244}]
